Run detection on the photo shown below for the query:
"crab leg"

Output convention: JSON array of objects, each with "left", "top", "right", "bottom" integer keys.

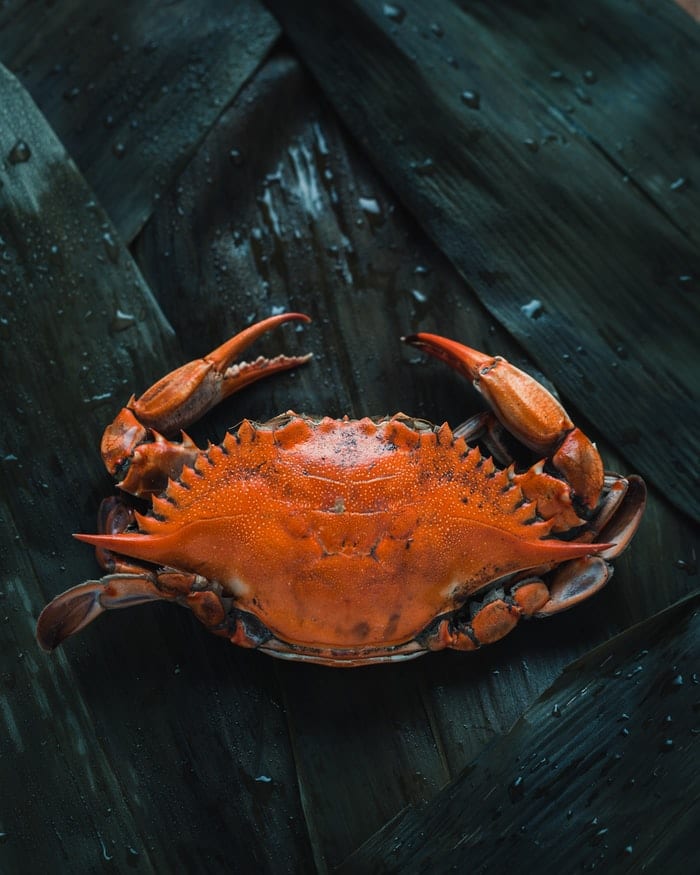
[
  {"left": 102, "top": 312, "right": 312, "bottom": 497},
  {"left": 405, "top": 333, "right": 604, "bottom": 514},
  {"left": 35, "top": 571, "right": 232, "bottom": 651}
]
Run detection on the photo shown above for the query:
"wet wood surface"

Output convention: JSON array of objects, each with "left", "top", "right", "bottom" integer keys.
[
  {"left": 1, "top": 2, "right": 699, "bottom": 872},
  {"left": 0, "top": 0, "right": 279, "bottom": 240},
  {"left": 342, "top": 593, "right": 700, "bottom": 874}
]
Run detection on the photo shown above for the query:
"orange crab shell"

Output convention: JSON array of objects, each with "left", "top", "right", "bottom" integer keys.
[{"left": 77, "top": 414, "right": 603, "bottom": 653}]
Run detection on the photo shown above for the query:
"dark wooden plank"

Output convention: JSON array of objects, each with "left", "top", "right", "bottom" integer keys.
[
  {"left": 446, "top": 0, "right": 700, "bottom": 235},
  {"left": 0, "top": 64, "right": 313, "bottom": 873},
  {"left": 265, "top": 0, "right": 700, "bottom": 523},
  {"left": 0, "top": 0, "right": 279, "bottom": 241},
  {"left": 341, "top": 592, "right": 700, "bottom": 874}
]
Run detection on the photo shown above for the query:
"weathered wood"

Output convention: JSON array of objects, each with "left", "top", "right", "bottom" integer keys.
[
  {"left": 341, "top": 592, "right": 700, "bottom": 874},
  {"left": 265, "top": 0, "right": 700, "bottom": 523},
  {"left": 0, "top": 64, "right": 313, "bottom": 873},
  {"left": 0, "top": 0, "right": 279, "bottom": 241}
]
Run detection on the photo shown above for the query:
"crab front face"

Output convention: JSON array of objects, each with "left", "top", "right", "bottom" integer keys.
[{"left": 36, "top": 316, "right": 646, "bottom": 666}]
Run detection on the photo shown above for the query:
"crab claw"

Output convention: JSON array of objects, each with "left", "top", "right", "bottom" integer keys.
[
  {"left": 405, "top": 333, "right": 604, "bottom": 511},
  {"left": 102, "top": 312, "right": 312, "bottom": 476}
]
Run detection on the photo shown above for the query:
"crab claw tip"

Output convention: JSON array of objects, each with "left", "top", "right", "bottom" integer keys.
[{"left": 403, "top": 333, "right": 494, "bottom": 380}]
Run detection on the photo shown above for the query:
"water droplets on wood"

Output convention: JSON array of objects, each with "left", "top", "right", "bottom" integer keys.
[
  {"left": 7, "top": 140, "right": 31, "bottom": 164},
  {"left": 521, "top": 299, "right": 543, "bottom": 319},
  {"left": 229, "top": 148, "right": 244, "bottom": 166},
  {"left": 111, "top": 309, "right": 136, "bottom": 332},
  {"left": 460, "top": 90, "right": 480, "bottom": 110},
  {"left": 410, "top": 158, "right": 436, "bottom": 176},
  {"left": 383, "top": 4, "right": 406, "bottom": 23}
]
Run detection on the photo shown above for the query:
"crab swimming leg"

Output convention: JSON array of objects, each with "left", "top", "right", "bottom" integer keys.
[{"left": 101, "top": 313, "right": 312, "bottom": 498}]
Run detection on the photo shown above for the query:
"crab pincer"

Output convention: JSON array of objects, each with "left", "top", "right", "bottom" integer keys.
[
  {"left": 404, "top": 334, "right": 605, "bottom": 513},
  {"left": 101, "top": 312, "right": 312, "bottom": 497}
]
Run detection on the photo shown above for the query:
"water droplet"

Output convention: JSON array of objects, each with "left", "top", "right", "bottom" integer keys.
[
  {"left": 590, "top": 827, "right": 609, "bottom": 846},
  {"left": 410, "top": 158, "right": 436, "bottom": 176},
  {"left": 521, "top": 299, "right": 543, "bottom": 319},
  {"left": 255, "top": 774, "right": 272, "bottom": 783},
  {"left": 104, "top": 114, "right": 115, "bottom": 129},
  {"left": 671, "top": 673, "right": 685, "bottom": 686},
  {"left": 410, "top": 288, "right": 428, "bottom": 304},
  {"left": 524, "top": 138, "right": 539, "bottom": 153},
  {"left": 88, "top": 392, "right": 113, "bottom": 406},
  {"left": 460, "top": 90, "right": 480, "bottom": 109},
  {"left": 550, "top": 70, "right": 564, "bottom": 81},
  {"left": 575, "top": 86, "right": 592, "bottom": 105},
  {"left": 112, "top": 309, "right": 135, "bottom": 332},
  {"left": 358, "top": 196, "right": 381, "bottom": 216},
  {"left": 8, "top": 140, "right": 31, "bottom": 164},
  {"left": 102, "top": 232, "right": 119, "bottom": 264},
  {"left": 431, "top": 23, "right": 444, "bottom": 38},
  {"left": 679, "top": 559, "right": 700, "bottom": 581},
  {"left": 229, "top": 148, "right": 244, "bottom": 166},
  {"left": 583, "top": 70, "right": 598, "bottom": 84},
  {"left": 660, "top": 738, "right": 674, "bottom": 751},
  {"left": 624, "top": 845, "right": 634, "bottom": 855},
  {"left": 383, "top": 4, "right": 405, "bottom": 23},
  {"left": 112, "top": 142, "right": 127, "bottom": 159},
  {"left": 508, "top": 775, "right": 525, "bottom": 802},
  {"left": 670, "top": 176, "right": 688, "bottom": 192},
  {"left": 63, "top": 86, "right": 81, "bottom": 101},
  {"left": 551, "top": 703, "right": 561, "bottom": 718}
]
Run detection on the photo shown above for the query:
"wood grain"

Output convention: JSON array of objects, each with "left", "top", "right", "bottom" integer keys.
[{"left": 341, "top": 593, "right": 700, "bottom": 873}]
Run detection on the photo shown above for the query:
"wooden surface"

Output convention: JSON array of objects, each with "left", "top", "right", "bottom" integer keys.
[
  {"left": 0, "top": 0, "right": 279, "bottom": 241},
  {"left": 342, "top": 593, "right": 700, "bottom": 874},
  {"left": 1, "top": 2, "right": 699, "bottom": 872}
]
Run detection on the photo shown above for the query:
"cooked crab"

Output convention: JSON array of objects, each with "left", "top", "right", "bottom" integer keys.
[{"left": 36, "top": 313, "right": 645, "bottom": 665}]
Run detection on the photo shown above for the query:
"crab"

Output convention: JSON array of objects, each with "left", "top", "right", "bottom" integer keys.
[{"left": 36, "top": 313, "right": 645, "bottom": 666}]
